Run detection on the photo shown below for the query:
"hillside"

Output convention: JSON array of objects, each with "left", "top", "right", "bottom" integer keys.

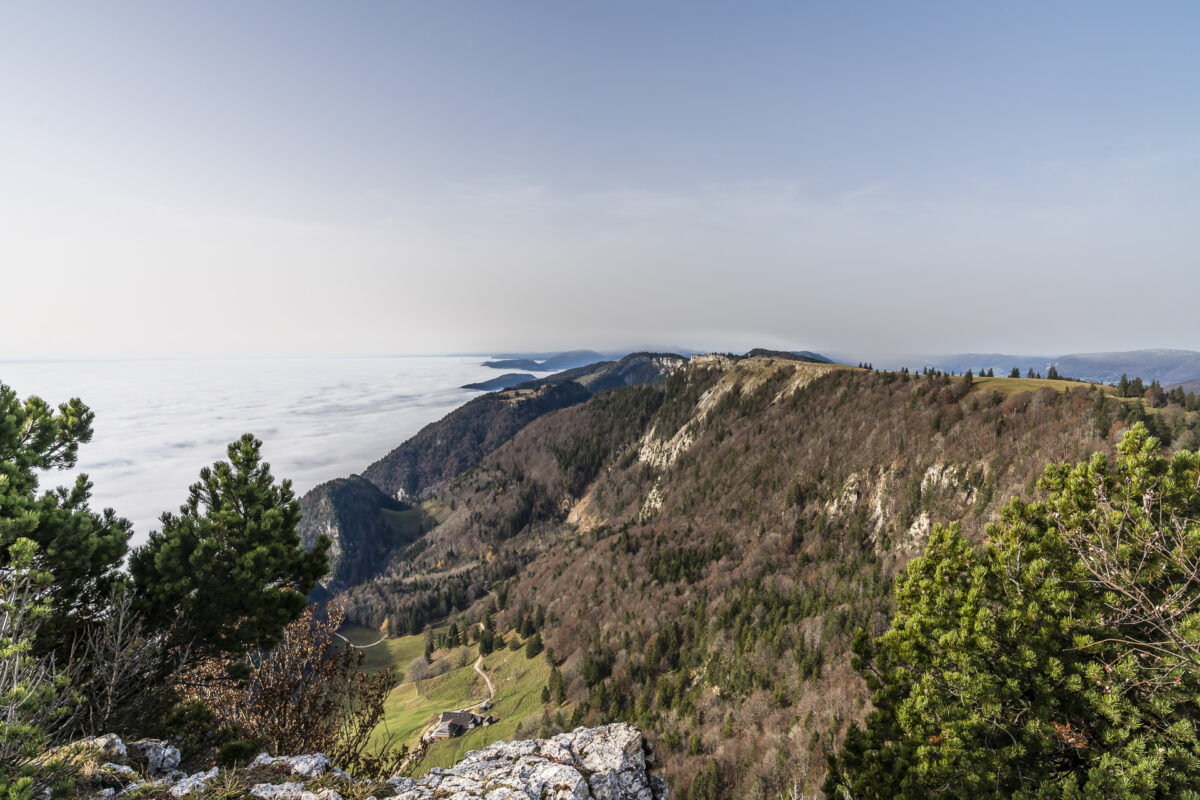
[
  {"left": 462, "top": 373, "right": 538, "bottom": 391},
  {"left": 361, "top": 381, "right": 593, "bottom": 502},
  {"left": 1050, "top": 348, "right": 1200, "bottom": 384},
  {"left": 297, "top": 475, "right": 429, "bottom": 592},
  {"left": 330, "top": 356, "right": 1200, "bottom": 798},
  {"left": 297, "top": 353, "right": 687, "bottom": 596}
]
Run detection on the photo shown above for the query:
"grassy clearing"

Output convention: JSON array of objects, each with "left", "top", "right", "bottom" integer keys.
[
  {"left": 415, "top": 636, "right": 555, "bottom": 773},
  {"left": 350, "top": 627, "right": 558, "bottom": 772},
  {"left": 367, "top": 641, "right": 480, "bottom": 750},
  {"left": 968, "top": 376, "right": 1101, "bottom": 398},
  {"left": 339, "top": 624, "right": 426, "bottom": 676}
]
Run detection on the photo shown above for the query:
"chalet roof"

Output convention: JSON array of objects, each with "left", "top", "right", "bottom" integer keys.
[{"left": 439, "top": 711, "right": 478, "bottom": 726}]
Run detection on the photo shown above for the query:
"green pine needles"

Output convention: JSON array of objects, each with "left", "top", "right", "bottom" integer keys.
[{"left": 826, "top": 423, "right": 1200, "bottom": 799}]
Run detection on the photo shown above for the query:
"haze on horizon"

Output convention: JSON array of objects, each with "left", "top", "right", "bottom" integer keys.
[{"left": 3, "top": 2, "right": 1199, "bottom": 362}]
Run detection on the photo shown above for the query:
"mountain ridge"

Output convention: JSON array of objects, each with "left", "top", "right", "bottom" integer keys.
[{"left": 880, "top": 348, "right": 1200, "bottom": 385}]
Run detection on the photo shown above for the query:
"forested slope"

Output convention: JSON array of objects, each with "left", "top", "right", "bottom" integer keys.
[{"left": 334, "top": 357, "right": 1200, "bottom": 798}]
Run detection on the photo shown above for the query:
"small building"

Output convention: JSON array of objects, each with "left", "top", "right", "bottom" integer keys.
[
  {"left": 440, "top": 710, "right": 481, "bottom": 729},
  {"left": 430, "top": 710, "right": 494, "bottom": 740},
  {"left": 430, "top": 721, "right": 458, "bottom": 741}
]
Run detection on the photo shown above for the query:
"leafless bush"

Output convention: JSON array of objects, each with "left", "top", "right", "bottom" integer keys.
[
  {"left": 187, "top": 603, "right": 416, "bottom": 778},
  {"left": 406, "top": 657, "right": 431, "bottom": 683},
  {"left": 67, "top": 583, "right": 163, "bottom": 735}
]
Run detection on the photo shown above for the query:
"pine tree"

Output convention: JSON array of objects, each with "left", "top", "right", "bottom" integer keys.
[
  {"left": 130, "top": 434, "right": 329, "bottom": 662},
  {"left": 0, "top": 384, "right": 131, "bottom": 654},
  {"left": 826, "top": 424, "right": 1200, "bottom": 799}
]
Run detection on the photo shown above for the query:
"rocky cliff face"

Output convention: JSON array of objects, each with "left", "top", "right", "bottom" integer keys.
[{"left": 297, "top": 475, "right": 424, "bottom": 592}]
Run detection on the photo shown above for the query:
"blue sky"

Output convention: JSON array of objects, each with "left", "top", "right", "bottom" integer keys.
[{"left": 3, "top": 2, "right": 1199, "bottom": 359}]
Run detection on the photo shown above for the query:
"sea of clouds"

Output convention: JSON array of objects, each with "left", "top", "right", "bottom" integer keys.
[{"left": 2, "top": 356, "right": 503, "bottom": 548}]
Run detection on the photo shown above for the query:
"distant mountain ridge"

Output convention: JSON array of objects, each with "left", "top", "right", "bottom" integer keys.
[
  {"left": 462, "top": 372, "right": 537, "bottom": 391},
  {"left": 481, "top": 349, "right": 607, "bottom": 372},
  {"left": 884, "top": 349, "right": 1200, "bottom": 385}
]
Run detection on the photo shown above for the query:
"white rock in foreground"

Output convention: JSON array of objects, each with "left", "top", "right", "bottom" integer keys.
[
  {"left": 169, "top": 767, "right": 219, "bottom": 797},
  {"left": 250, "top": 752, "right": 335, "bottom": 778},
  {"left": 130, "top": 738, "right": 181, "bottom": 777},
  {"left": 390, "top": 723, "right": 667, "bottom": 800}
]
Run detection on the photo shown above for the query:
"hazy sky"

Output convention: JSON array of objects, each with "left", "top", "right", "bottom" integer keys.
[{"left": 3, "top": 2, "right": 1199, "bottom": 360}]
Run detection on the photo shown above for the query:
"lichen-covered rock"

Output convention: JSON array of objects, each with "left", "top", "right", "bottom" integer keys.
[
  {"left": 301, "top": 790, "right": 343, "bottom": 800},
  {"left": 248, "top": 783, "right": 342, "bottom": 800},
  {"left": 129, "top": 739, "right": 181, "bottom": 777},
  {"left": 169, "top": 767, "right": 219, "bottom": 797},
  {"left": 390, "top": 723, "right": 666, "bottom": 800},
  {"left": 115, "top": 777, "right": 170, "bottom": 798},
  {"left": 81, "top": 734, "right": 128, "bottom": 761},
  {"left": 250, "top": 783, "right": 306, "bottom": 800},
  {"left": 250, "top": 752, "right": 335, "bottom": 779},
  {"left": 99, "top": 763, "right": 135, "bottom": 777}
]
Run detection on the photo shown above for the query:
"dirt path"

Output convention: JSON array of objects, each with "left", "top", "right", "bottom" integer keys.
[
  {"left": 473, "top": 656, "right": 495, "bottom": 700},
  {"left": 416, "top": 653, "right": 497, "bottom": 743},
  {"left": 333, "top": 631, "right": 386, "bottom": 648}
]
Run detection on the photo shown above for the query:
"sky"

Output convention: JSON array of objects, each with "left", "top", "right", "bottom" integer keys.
[{"left": 3, "top": 1, "right": 1200, "bottom": 361}]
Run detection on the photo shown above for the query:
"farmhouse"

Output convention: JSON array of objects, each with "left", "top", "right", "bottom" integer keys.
[{"left": 430, "top": 710, "right": 494, "bottom": 741}]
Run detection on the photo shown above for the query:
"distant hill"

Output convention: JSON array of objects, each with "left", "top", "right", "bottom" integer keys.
[
  {"left": 880, "top": 353, "right": 1052, "bottom": 375},
  {"left": 462, "top": 373, "right": 537, "bottom": 391},
  {"left": 480, "top": 359, "right": 542, "bottom": 371},
  {"left": 884, "top": 349, "right": 1200, "bottom": 385},
  {"left": 745, "top": 348, "right": 835, "bottom": 364},
  {"left": 1049, "top": 350, "right": 1200, "bottom": 385},
  {"left": 297, "top": 475, "right": 428, "bottom": 592},
  {"left": 524, "top": 352, "right": 689, "bottom": 394},
  {"left": 538, "top": 349, "right": 606, "bottom": 371},
  {"left": 481, "top": 349, "right": 606, "bottom": 372}
]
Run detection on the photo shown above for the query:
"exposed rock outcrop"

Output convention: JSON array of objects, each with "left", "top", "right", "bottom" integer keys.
[
  {"left": 64, "top": 725, "right": 664, "bottom": 800},
  {"left": 389, "top": 723, "right": 667, "bottom": 800},
  {"left": 129, "top": 738, "right": 181, "bottom": 777}
]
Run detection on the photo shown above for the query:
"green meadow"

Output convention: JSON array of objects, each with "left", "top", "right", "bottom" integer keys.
[{"left": 343, "top": 625, "right": 560, "bottom": 773}]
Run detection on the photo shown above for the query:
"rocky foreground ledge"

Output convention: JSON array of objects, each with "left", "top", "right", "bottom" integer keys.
[
  {"left": 389, "top": 723, "right": 667, "bottom": 800},
  {"left": 67, "top": 723, "right": 666, "bottom": 800}
]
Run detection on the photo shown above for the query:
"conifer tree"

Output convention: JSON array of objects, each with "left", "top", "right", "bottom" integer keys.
[
  {"left": 826, "top": 424, "right": 1200, "bottom": 799},
  {"left": 130, "top": 434, "right": 328, "bottom": 663},
  {"left": 0, "top": 385, "right": 131, "bottom": 654}
]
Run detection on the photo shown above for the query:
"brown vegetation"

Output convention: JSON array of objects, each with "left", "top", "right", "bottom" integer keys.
[{"left": 336, "top": 359, "right": 1200, "bottom": 798}]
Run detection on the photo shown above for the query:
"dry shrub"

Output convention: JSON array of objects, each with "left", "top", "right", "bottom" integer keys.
[{"left": 189, "top": 603, "right": 415, "bottom": 778}]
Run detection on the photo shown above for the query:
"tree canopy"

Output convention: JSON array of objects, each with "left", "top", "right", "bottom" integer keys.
[
  {"left": 131, "top": 433, "right": 329, "bottom": 663},
  {"left": 0, "top": 384, "right": 131, "bottom": 652},
  {"left": 826, "top": 423, "right": 1200, "bottom": 799}
]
